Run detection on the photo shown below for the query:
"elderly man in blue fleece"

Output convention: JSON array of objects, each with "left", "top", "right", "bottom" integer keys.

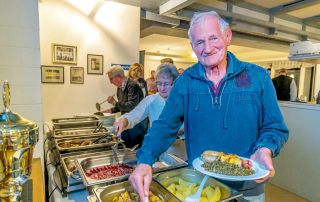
[{"left": 129, "top": 11, "right": 289, "bottom": 202}]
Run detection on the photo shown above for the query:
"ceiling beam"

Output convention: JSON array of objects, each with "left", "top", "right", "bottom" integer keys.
[
  {"left": 140, "top": 25, "right": 290, "bottom": 52},
  {"left": 159, "top": 0, "right": 197, "bottom": 15},
  {"left": 269, "top": 0, "right": 320, "bottom": 15},
  {"left": 174, "top": 4, "right": 320, "bottom": 40},
  {"left": 141, "top": 10, "right": 180, "bottom": 26},
  {"left": 303, "top": 15, "right": 320, "bottom": 23}
]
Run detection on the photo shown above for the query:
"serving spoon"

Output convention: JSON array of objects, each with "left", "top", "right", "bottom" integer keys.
[{"left": 185, "top": 175, "right": 209, "bottom": 202}]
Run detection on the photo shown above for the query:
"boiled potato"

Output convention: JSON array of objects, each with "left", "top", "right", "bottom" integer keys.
[
  {"left": 210, "top": 186, "right": 221, "bottom": 202},
  {"left": 165, "top": 178, "right": 222, "bottom": 202},
  {"left": 200, "top": 197, "right": 209, "bottom": 202}
]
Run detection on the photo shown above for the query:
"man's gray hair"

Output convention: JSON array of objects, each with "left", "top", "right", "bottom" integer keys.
[
  {"left": 107, "top": 65, "right": 125, "bottom": 78},
  {"left": 156, "top": 63, "right": 179, "bottom": 81},
  {"left": 188, "top": 11, "right": 229, "bottom": 42}
]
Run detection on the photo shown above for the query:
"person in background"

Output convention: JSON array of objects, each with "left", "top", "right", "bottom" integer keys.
[
  {"left": 272, "top": 68, "right": 297, "bottom": 101},
  {"left": 317, "top": 90, "right": 320, "bottom": 104},
  {"left": 146, "top": 70, "right": 157, "bottom": 95},
  {"left": 160, "top": 57, "right": 174, "bottom": 64},
  {"left": 101, "top": 66, "right": 147, "bottom": 148},
  {"left": 129, "top": 11, "right": 289, "bottom": 202},
  {"left": 113, "top": 63, "right": 184, "bottom": 149},
  {"left": 128, "top": 63, "right": 148, "bottom": 97},
  {"left": 178, "top": 67, "right": 185, "bottom": 75}
]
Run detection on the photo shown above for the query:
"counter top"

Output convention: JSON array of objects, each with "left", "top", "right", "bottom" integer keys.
[
  {"left": 279, "top": 101, "right": 320, "bottom": 111},
  {"left": 30, "top": 158, "right": 45, "bottom": 202}
]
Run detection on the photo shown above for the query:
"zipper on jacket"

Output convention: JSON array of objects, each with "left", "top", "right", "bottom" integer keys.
[{"left": 214, "top": 96, "right": 219, "bottom": 105}]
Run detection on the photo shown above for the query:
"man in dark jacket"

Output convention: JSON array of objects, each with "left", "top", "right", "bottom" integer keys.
[
  {"left": 102, "top": 65, "right": 144, "bottom": 114},
  {"left": 102, "top": 66, "right": 147, "bottom": 147},
  {"left": 272, "top": 68, "right": 297, "bottom": 101}
]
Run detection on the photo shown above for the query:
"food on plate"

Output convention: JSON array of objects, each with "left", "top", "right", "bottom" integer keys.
[
  {"left": 165, "top": 177, "right": 221, "bottom": 202},
  {"left": 111, "top": 191, "right": 163, "bottom": 202},
  {"left": 201, "top": 150, "right": 254, "bottom": 176},
  {"left": 85, "top": 163, "right": 134, "bottom": 180},
  {"left": 201, "top": 150, "right": 220, "bottom": 163}
]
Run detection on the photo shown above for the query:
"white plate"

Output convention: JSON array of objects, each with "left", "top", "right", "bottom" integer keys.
[{"left": 192, "top": 157, "right": 270, "bottom": 181}]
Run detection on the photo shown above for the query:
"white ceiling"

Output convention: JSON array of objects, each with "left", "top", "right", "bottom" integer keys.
[{"left": 138, "top": 0, "right": 320, "bottom": 64}]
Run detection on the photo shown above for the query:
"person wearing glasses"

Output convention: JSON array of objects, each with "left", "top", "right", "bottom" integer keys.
[{"left": 113, "top": 63, "right": 184, "bottom": 147}]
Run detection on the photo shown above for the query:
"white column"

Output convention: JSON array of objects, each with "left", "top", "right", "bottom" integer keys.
[
  {"left": 298, "top": 67, "right": 306, "bottom": 99},
  {"left": 0, "top": 0, "right": 42, "bottom": 159},
  {"left": 314, "top": 64, "right": 320, "bottom": 97}
]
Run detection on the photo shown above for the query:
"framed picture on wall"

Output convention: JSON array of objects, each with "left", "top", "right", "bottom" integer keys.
[
  {"left": 87, "top": 54, "right": 104, "bottom": 75},
  {"left": 52, "top": 43, "right": 77, "bottom": 64},
  {"left": 70, "top": 67, "right": 84, "bottom": 84},
  {"left": 41, "top": 66, "right": 64, "bottom": 83}
]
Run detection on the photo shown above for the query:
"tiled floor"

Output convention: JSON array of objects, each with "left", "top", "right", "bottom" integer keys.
[{"left": 266, "top": 183, "right": 310, "bottom": 202}]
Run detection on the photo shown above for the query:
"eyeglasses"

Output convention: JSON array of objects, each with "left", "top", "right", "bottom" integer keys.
[{"left": 156, "top": 82, "right": 171, "bottom": 87}]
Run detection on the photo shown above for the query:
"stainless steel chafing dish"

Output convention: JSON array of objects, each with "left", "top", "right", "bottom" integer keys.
[
  {"left": 76, "top": 151, "right": 187, "bottom": 188},
  {"left": 53, "top": 126, "right": 109, "bottom": 139},
  {"left": 60, "top": 149, "right": 115, "bottom": 192},
  {"left": 52, "top": 116, "right": 99, "bottom": 129},
  {"left": 93, "top": 180, "right": 180, "bottom": 202},
  {"left": 87, "top": 195, "right": 97, "bottom": 202},
  {"left": 55, "top": 135, "right": 117, "bottom": 153},
  {"left": 154, "top": 168, "right": 242, "bottom": 202}
]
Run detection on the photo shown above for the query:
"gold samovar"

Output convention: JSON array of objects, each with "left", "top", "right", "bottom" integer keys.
[{"left": 0, "top": 81, "right": 39, "bottom": 201}]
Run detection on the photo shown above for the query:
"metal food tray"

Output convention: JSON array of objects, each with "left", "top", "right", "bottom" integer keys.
[
  {"left": 76, "top": 151, "right": 188, "bottom": 187},
  {"left": 93, "top": 180, "right": 180, "bottom": 202},
  {"left": 55, "top": 135, "right": 117, "bottom": 153},
  {"left": 53, "top": 126, "right": 109, "bottom": 139},
  {"left": 52, "top": 116, "right": 99, "bottom": 129},
  {"left": 60, "top": 149, "right": 115, "bottom": 192},
  {"left": 154, "top": 168, "right": 243, "bottom": 202},
  {"left": 87, "top": 195, "right": 97, "bottom": 202}
]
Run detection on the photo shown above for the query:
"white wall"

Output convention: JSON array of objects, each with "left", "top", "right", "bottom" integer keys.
[
  {"left": 39, "top": 0, "right": 140, "bottom": 121},
  {"left": 272, "top": 102, "right": 320, "bottom": 202},
  {"left": 0, "top": 0, "right": 43, "bottom": 159}
]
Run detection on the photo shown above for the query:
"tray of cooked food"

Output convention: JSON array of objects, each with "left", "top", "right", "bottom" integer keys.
[
  {"left": 193, "top": 150, "right": 270, "bottom": 181},
  {"left": 55, "top": 135, "right": 118, "bottom": 153},
  {"left": 52, "top": 116, "right": 99, "bottom": 129},
  {"left": 93, "top": 180, "right": 180, "bottom": 202},
  {"left": 76, "top": 151, "right": 188, "bottom": 187},
  {"left": 60, "top": 148, "right": 115, "bottom": 192},
  {"left": 154, "top": 168, "right": 242, "bottom": 202},
  {"left": 53, "top": 126, "right": 109, "bottom": 139}
]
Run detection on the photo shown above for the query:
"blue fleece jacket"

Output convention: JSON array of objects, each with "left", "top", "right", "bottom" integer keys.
[{"left": 137, "top": 52, "right": 289, "bottom": 195}]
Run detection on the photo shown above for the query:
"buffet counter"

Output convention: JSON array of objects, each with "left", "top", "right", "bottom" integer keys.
[
  {"left": 30, "top": 158, "right": 45, "bottom": 202},
  {"left": 271, "top": 101, "right": 320, "bottom": 202}
]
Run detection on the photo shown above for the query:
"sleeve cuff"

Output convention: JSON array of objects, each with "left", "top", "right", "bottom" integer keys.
[
  {"left": 136, "top": 149, "right": 156, "bottom": 166},
  {"left": 254, "top": 139, "right": 279, "bottom": 158}
]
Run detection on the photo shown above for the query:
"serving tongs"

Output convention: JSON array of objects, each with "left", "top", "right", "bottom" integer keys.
[
  {"left": 92, "top": 122, "right": 103, "bottom": 133},
  {"left": 111, "top": 138, "right": 138, "bottom": 163}
]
